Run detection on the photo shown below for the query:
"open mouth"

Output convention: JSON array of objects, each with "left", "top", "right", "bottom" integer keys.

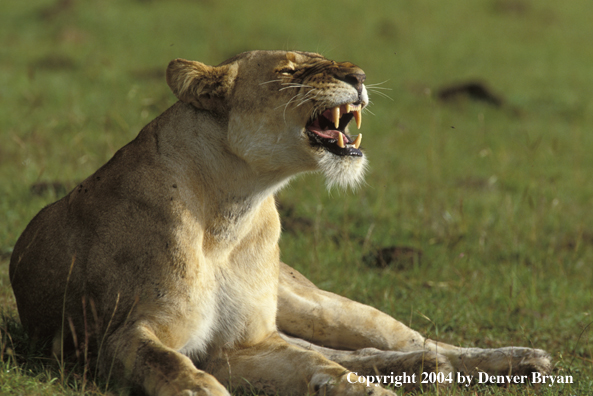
[{"left": 306, "top": 103, "right": 363, "bottom": 157}]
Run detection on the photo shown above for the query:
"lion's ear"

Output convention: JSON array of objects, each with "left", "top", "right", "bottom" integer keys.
[{"left": 166, "top": 58, "right": 238, "bottom": 112}]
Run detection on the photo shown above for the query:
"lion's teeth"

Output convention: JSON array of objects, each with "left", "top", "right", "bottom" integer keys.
[
  {"left": 353, "top": 133, "right": 362, "bottom": 149},
  {"left": 346, "top": 104, "right": 352, "bottom": 113},
  {"left": 337, "top": 132, "right": 345, "bottom": 148},
  {"left": 353, "top": 109, "right": 362, "bottom": 129},
  {"left": 332, "top": 107, "right": 340, "bottom": 129}
]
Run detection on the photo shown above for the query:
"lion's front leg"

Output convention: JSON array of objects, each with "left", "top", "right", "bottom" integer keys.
[
  {"left": 281, "top": 333, "right": 454, "bottom": 391},
  {"left": 420, "top": 341, "right": 552, "bottom": 377},
  {"left": 277, "top": 263, "right": 552, "bottom": 379},
  {"left": 101, "top": 323, "right": 229, "bottom": 396},
  {"left": 204, "top": 332, "right": 397, "bottom": 396}
]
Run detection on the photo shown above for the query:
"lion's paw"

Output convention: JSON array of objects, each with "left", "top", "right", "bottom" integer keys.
[{"left": 311, "top": 373, "right": 397, "bottom": 396}]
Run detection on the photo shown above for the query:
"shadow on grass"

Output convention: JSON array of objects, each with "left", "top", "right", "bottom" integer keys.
[{"left": 0, "top": 312, "right": 115, "bottom": 395}]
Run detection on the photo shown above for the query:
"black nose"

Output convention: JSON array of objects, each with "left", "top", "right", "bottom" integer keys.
[{"left": 344, "top": 73, "right": 366, "bottom": 93}]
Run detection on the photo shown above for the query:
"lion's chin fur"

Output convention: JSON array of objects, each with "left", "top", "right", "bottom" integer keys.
[{"left": 317, "top": 151, "right": 368, "bottom": 191}]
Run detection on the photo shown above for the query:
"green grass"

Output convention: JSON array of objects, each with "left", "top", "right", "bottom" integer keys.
[{"left": 1, "top": 0, "right": 592, "bottom": 394}]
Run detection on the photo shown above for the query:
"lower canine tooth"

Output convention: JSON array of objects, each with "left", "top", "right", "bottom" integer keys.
[
  {"left": 353, "top": 134, "right": 362, "bottom": 149},
  {"left": 332, "top": 107, "right": 340, "bottom": 129},
  {"left": 337, "top": 132, "right": 345, "bottom": 148}
]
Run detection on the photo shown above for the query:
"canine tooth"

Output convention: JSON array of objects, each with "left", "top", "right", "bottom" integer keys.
[
  {"left": 353, "top": 109, "right": 362, "bottom": 129},
  {"left": 353, "top": 133, "right": 362, "bottom": 149},
  {"left": 332, "top": 107, "right": 340, "bottom": 129},
  {"left": 337, "top": 132, "right": 345, "bottom": 148}
]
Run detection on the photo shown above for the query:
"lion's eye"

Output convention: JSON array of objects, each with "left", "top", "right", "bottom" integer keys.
[{"left": 278, "top": 68, "right": 296, "bottom": 75}]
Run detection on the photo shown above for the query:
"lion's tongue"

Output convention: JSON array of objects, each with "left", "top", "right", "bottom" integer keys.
[
  {"left": 308, "top": 123, "right": 342, "bottom": 141},
  {"left": 308, "top": 112, "right": 348, "bottom": 143}
]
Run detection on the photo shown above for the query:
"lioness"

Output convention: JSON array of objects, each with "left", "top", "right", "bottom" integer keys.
[{"left": 10, "top": 50, "right": 550, "bottom": 396}]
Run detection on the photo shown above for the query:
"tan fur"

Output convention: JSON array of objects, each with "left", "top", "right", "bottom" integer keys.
[
  {"left": 9, "top": 50, "right": 549, "bottom": 396},
  {"left": 278, "top": 264, "right": 551, "bottom": 383}
]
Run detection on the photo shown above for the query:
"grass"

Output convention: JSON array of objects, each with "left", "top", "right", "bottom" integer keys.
[{"left": 1, "top": 0, "right": 592, "bottom": 394}]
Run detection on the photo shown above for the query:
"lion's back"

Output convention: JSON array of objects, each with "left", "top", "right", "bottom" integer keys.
[{"left": 9, "top": 129, "right": 182, "bottom": 342}]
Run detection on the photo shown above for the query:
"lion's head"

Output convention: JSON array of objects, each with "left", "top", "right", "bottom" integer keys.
[{"left": 166, "top": 50, "right": 368, "bottom": 190}]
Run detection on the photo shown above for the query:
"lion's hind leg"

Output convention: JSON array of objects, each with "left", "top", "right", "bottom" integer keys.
[{"left": 278, "top": 262, "right": 552, "bottom": 384}]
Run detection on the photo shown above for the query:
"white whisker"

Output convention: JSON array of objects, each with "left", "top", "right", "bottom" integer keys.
[
  {"left": 362, "top": 107, "right": 375, "bottom": 116},
  {"left": 279, "top": 83, "right": 314, "bottom": 91},
  {"left": 280, "top": 82, "right": 312, "bottom": 87},
  {"left": 279, "top": 86, "right": 310, "bottom": 92},
  {"left": 367, "top": 86, "right": 392, "bottom": 91},
  {"left": 296, "top": 89, "right": 319, "bottom": 107},
  {"left": 367, "top": 88, "right": 394, "bottom": 101},
  {"left": 365, "top": 80, "right": 391, "bottom": 87},
  {"left": 259, "top": 79, "right": 283, "bottom": 86},
  {"left": 280, "top": 92, "right": 306, "bottom": 123},
  {"left": 296, "top": 98, "right": 313, "bottom": 108}
]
